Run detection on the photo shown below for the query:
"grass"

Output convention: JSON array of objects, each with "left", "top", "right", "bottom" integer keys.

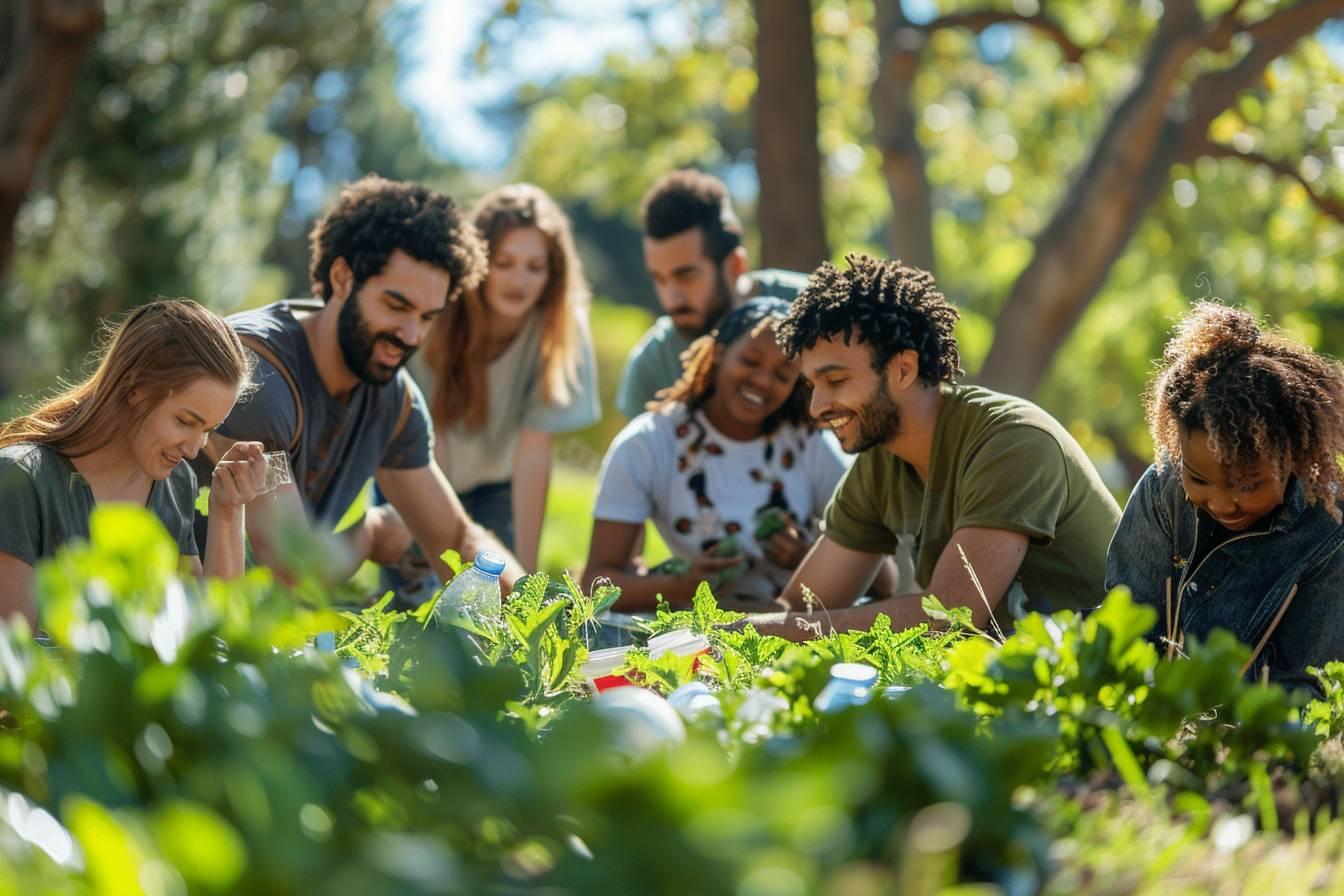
[{"left": 539, "top": 463, "right": 670, "bottom": 583}]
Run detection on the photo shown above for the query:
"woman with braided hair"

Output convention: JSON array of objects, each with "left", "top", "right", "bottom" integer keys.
[
  {"left": 1106, "top": 302, "right": 1344, "bottom": 691},
  {"left": 583, "top": 297, "right": 850, "bottom": 611}
]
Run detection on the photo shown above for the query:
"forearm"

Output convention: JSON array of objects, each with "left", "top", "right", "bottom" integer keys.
[
  {"left": 0, "top": 557, "right": 37, "bottom": 629},
  {"left": 759, "top": 592, "right": 930, "bottom": 641},
  {"left": 581, "top": 564, "right": 697, "bottom": 612},
  {"left": 203, "top": 506, "right": 247, "bottom": 580},
  {"left": 511, "top": 435, "right": 553, "bottom": 573}
]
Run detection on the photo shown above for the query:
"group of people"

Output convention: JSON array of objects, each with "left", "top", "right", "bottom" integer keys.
[{"left": 3, "top": 167, "right": 1343, "bottom": 692}]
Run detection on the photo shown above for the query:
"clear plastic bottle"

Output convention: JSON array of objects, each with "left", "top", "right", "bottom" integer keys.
[
  {"left": 813, "top": 662, "right": 878, "bottom": 714},
  {"left": 433, "top": 550, "right": 506, "bottom": 627}
]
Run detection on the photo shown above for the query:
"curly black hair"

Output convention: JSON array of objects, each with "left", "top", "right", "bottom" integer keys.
[
  {"left": 1147, "top": 302, "right": 1344, "bottom": 518},
  {"left": 775, "top": 254, "right": 961, "bottom": 384},
  {"left": 640, "top": 169, "right": 743, "bottom": 265},
  {"left": 308, "top": 174, "right": 488, "bottom": 304}
]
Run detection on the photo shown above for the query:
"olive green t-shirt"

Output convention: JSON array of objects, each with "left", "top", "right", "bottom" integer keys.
[
  {"left": 0, "top": 443, "right": 199, "bottom": 566},
  {"left": 823, "top": 385, "right": 1121, "bottom": 614}
]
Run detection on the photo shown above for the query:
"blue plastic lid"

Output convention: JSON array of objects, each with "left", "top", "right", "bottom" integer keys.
[
  {"left": 829, "top": 662, "right": 878, "bottom": 686},
  {"left": 473, "top": 550, "right": 506, "bottom": 577}
]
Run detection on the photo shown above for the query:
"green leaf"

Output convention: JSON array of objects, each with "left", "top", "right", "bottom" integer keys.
[{"left": 153, "top": 800, "right": 248, "bottom": 891}]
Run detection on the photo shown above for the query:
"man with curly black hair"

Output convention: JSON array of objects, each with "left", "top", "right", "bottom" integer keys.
[
  {"left": 615, "top": 169, "right": 809, "bottom": 419},
  {"left": 763, "top": 254, "right": 1120, "bottom": 637},
  {"left": 191, "top": 175, "right": 525, "bottom": 588}
]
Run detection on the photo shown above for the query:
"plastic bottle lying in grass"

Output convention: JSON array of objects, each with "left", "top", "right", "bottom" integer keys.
[
  {"left": 433, "top": 550, "right": 506, "bottom": 628},
  {"left": 814, "top": 662, "right": 879, "bottom": 714}
]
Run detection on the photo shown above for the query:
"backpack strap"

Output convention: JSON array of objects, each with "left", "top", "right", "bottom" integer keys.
[
  {"left": 238, "top": 333, "right": 304, "bottom": 454},
  {"left": 389, "top": 382, "right": 414, "bottom": 449}
]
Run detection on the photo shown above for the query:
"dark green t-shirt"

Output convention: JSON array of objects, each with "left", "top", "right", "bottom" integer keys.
[
  {"left": 823, "top": 385, "right": 1121, "bottom": 614},
  {"left": 0, "top": 443, "right": 199, "bottom": 565}
]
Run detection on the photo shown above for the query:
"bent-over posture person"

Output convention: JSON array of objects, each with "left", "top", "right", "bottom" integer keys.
[
  {"left": 764, "top": 255, "right": 1121, "bottom": 639},
  {"left": 1107, "top": 303, "right": 1344, "bottom": 693},
  {"left": 0, "top": 299, "right": 267, "bottom": 626},
  {"left": 190, "top": 175, "right": 525, "bottom": 589},
  {"left": 585, "top": 297, "right": 854, "bottom": 612},
  {"left": 421, "top": 183, "right": 600, "bottom": 572}
]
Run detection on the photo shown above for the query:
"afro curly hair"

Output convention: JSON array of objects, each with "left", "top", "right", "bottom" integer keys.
[
  {"left": 1147, "top": 302, "right": 1344, "bottom": 518},
  {"left": 308, "top": 174, "right": 487, "bottom": 305},
  {"left": 775, "top": 254, "right": 961, "bottom": 385}
]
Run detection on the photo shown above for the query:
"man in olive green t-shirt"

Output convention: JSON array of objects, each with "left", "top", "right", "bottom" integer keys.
[{"left": 763, "top": 255, "right": 1120, "bottom": 638}]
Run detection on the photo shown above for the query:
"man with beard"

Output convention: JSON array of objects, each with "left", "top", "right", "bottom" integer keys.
[
  {"left": 762, "top": 254, "right": 1120, "bottom": 638},
  {"left": 615, "top": 169, "right": 808, "bottom": 419},
  {"left": 190, "top": 175, "right": 525, "bottom": 587}
]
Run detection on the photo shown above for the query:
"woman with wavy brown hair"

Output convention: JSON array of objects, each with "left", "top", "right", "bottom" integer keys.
[
  {"left": 1107, "top": 302, "right": 1344, "bottom": 693},
  {"left": 0, "top": 299, "right": 269, "bottom": 625},
  {"left": 419, "top": 183, "right": 599, "bottom": 572}
]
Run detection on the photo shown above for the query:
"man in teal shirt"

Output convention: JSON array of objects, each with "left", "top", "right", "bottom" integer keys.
[{"left": 615, "top": 169, "right": 808, "bottom": 419}]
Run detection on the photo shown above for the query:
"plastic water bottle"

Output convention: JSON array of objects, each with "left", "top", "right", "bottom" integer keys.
[
  {"left": 433, "top": 550, "right": 506, "bottom": 627},
  {"left": 813, "top": 662, "right": 878, "bottom": 714}
]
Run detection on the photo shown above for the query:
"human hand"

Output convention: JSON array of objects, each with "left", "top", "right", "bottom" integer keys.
[
  {"left": 364, "top": 504, "right": 416, "bottom": 568},
  {"left": 763, "top": 515, "right": 812, "bottom": 569},
  {"left": 681, "top": 547, "right": 745, "bottom": 593},
  {"left": 208, "top": 441, "right": 267, "bottom": 514}
]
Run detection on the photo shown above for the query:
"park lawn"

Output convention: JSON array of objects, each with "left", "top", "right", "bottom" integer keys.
[{"left": 538, "top": 462, "right": 671, "bottom": 582}]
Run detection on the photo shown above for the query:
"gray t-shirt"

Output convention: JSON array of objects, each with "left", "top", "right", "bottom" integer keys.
[
  {"left": 615, "top": 268, "right": 809, "bottom": 419},
  {"left": 204, "top": 301, "right": 433, "bottom": 527},
  {"left": 0, "top": 443, "right": 199, "bottom": 564}
]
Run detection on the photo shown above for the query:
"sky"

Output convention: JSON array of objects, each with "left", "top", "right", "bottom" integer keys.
[
  {"left": 394, "top": 0, "right": 691, "bottom": 170},
  {"left": 391, "top": 0, "right": 1344, "bottom": 173}
]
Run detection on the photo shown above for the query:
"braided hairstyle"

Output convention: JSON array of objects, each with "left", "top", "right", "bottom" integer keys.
[
  {"left": 775, "top": 254, "right": 961, "bottom": 383},
  {"left": 1147, "top": 302, "right": 1344, "bottom": 518},
  {"left": 653, "top": 297, "right": 811, "bottom": 435}
]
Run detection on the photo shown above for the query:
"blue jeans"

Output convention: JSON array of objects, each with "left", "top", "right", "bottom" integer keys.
[{"left": 373, "top": 480, "right": 515, "bottom": 606}]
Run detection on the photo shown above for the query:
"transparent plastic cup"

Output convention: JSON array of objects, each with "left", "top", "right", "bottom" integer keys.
[{"left": 260, "top": 450, "right": 293, "bottom": 493}]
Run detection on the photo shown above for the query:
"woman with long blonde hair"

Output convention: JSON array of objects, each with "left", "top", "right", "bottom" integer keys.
[
  {"left": 0, "top": 299, "right": 269, "bottom": 625},
  {"left": 415, "top": 183, "right": 598, "bottom": 573}
]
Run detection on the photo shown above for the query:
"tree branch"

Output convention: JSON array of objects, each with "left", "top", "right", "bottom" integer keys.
[
  {"left": 1202, "top": 140, "right": 1344, "bottom": 223},
  {"left": 924, "top": 8, "right": 1087, "bottom": 62},
  {"left": 1179, "top": 0, "right": 1341, "bottom": 162}
]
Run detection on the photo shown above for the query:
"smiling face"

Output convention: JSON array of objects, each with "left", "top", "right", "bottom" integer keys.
[
  {"left": 701, "top": 323, "right": 800, "bottom": 440},
  {"left": 1178, "top": 427, "right": 1287, "bottom": 531},
  {"left": 130, "top": 376, "right": 240, "bottom": 479},
  {"left": 336, "top": 249, "right": 452, "bottom": 385},
  {"left": 483, "top": 226, "right": 551, "bottom": 323},
  {"left": 643, "top": 229, "right": 733, "bottom": 339},
  {"left": 799, "top": 333, "right": 903, "bottom": 453}
]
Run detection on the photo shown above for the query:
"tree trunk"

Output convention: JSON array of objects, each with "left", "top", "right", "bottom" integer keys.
[
  {"left": 753, "top": 0, "right": 829, "bottom": 272},
  {"left": 978, "top": 0, "right": 1340, "bottom": 398},
  {"left": 871, "top": 1, "right": 936, "bottom": 274},
  {"left": 0, "top": 0, "right": 103, "bottom": 279}
]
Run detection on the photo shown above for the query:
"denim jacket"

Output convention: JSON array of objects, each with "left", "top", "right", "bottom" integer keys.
[{"left": 1106, "top": 464, "right": 1344, "bottom": 693}]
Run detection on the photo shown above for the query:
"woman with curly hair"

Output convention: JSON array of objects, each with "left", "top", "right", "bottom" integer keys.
[
  {"left": 1106, "top": 302, "right": 1344, "bottom": 690},
  {"left": 583, "top": 297, "right": 849, "bottom": 610}
]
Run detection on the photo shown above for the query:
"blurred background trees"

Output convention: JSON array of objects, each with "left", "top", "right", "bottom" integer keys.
[{"left": 3, "top": 0, "right": 1342, "bottom": 487}]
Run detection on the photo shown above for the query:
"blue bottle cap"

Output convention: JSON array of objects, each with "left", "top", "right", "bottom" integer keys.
[
  {"left": 473, "top": 550, "right": 506, "bottom": 577},
  {"left": 829, "top": 662, "right": 878, "bottom": 686}
]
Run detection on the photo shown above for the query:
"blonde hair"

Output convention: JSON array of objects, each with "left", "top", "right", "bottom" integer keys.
[
  {"left": 426, "top": 183, "right": 589, "bottom": 430},
  {"left": 0, "top": 299, "right": 253, "bottom": 455}
]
